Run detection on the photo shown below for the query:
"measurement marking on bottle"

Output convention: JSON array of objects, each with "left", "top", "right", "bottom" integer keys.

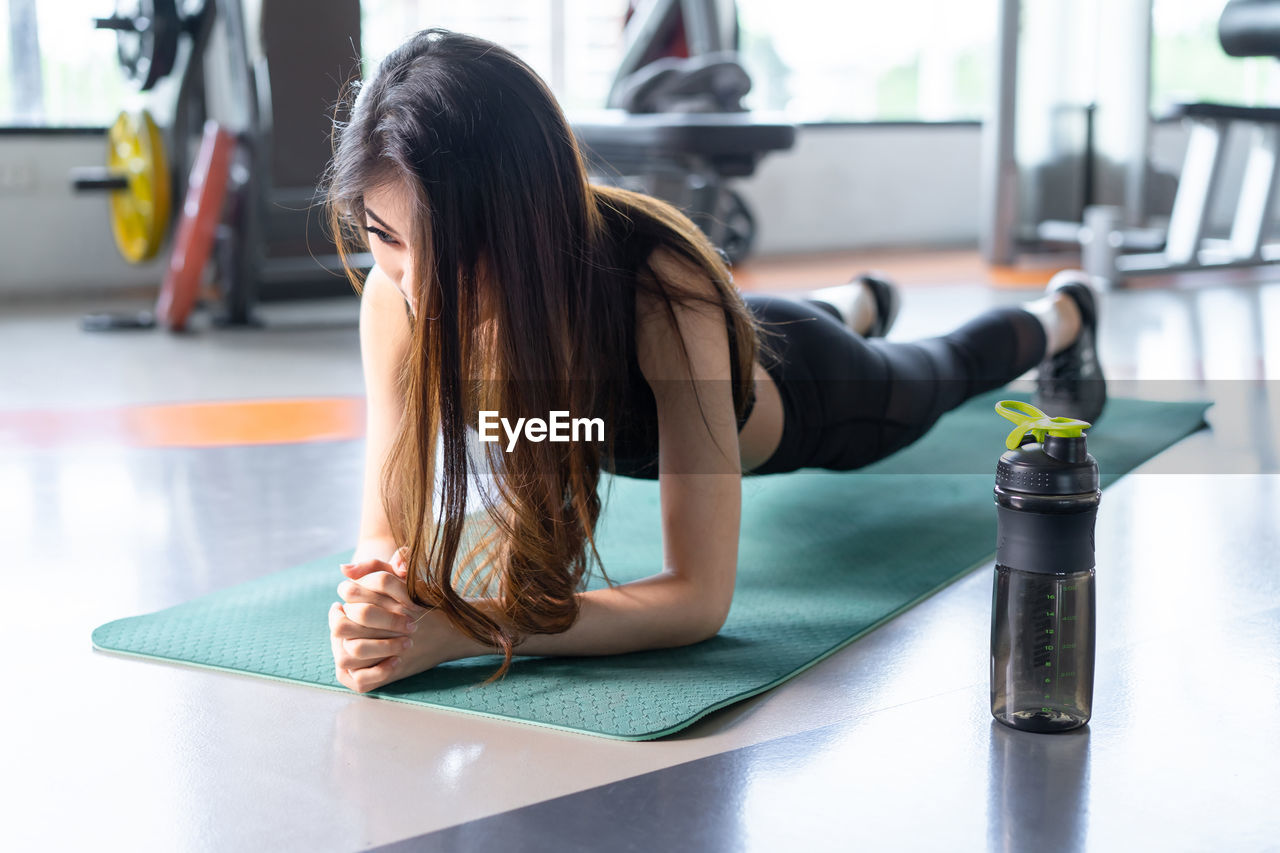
[{"left": 1054, "top": 578, "right": 1064, "bottom": 701}]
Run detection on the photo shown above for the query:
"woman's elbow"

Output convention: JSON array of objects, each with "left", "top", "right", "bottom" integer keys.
[
  {"left": 693, "top": 599, "right": 732, "bottom": 643},
  {"left": 661, "top": 571, "right": 733, "bottom": 644}
]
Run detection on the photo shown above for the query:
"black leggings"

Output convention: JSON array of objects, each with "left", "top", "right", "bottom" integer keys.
[{"left": 746, "top": 293, "right": 1048, "bottom": 475}]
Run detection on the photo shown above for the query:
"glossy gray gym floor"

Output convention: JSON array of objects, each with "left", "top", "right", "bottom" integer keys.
[{"left": 3, "top": 275, "right": 1277, "bottom": 851}]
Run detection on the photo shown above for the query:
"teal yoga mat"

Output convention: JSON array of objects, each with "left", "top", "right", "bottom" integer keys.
[{"left": 92, "top": 392, "right": 1209, "bottom": 740}]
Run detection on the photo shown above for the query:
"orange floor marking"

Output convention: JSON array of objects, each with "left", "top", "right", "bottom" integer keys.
[
  {"left": 733, "top": 248, "right": 1076, "bottom": 292},
  {"left": 987, "top": 264, "right": 1072, "bottom": 289},
  {"left": 0, "top": 397, "right": 367, "bottom": 449}
]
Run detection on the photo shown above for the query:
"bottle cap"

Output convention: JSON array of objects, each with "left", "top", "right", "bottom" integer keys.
[
  {"left": 995, "top": 400, "right": 1091, "bottom": 450},
  {"left": 994, "top": 400, "right": 1099, "bottom": 496}
]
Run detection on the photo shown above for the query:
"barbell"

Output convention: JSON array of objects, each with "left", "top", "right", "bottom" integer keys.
[
  {"left": 93, "top": 0, "right": 184, "bottom": 92},
  {"left": 70, "top": 109, "right": 172, "bottom": 263}
]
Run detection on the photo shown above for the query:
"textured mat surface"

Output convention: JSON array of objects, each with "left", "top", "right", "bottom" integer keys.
[{"left": 92, "top": 392, "right": 1209, "bottom": 740}]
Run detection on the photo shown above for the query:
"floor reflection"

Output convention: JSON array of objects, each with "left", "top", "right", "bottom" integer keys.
[{"left": 987, "top": 721, "right": 1091, "bottom": 853}]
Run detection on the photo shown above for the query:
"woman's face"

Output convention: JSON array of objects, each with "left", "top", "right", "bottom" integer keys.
[{"left": 362, "top": 182, "right": 417, "bottom": 315}]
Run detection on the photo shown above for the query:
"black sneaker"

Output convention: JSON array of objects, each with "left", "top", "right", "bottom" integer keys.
[
  {"left": 1033, "top": 271, "right": 1107, "bottom": 424},
  {"left": 857, "top": 272, "right": 901, "bottom": 338}
]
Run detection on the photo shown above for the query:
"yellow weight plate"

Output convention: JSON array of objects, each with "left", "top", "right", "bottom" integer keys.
[{"left": 106, "top": 109, "right": 171, "bottom": 263}]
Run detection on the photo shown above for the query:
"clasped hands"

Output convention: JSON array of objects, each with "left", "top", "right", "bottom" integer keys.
[{"left": 328, "top": 548, "right": 450, "bottom": 693}]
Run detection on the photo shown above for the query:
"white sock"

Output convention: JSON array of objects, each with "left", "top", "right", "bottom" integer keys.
[
  {"left": 1024, "top": 293, "right": 1080, "bottom": 356},
  {"left": 807, "top": 280, "right": 877, "bottom": 336}
]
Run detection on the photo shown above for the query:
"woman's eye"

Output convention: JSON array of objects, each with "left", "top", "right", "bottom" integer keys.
[{"left": 365, "top": 225, "right": 398, "bottom": 246}]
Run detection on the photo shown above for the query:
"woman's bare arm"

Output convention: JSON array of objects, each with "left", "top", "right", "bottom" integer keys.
[{"left": 352, "top": 265, "right": 415, "bottom": 564}]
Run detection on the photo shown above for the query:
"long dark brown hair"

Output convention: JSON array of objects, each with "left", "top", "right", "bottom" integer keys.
[{"left": 323, "top": 28, "right": 765, "bottom": 683}]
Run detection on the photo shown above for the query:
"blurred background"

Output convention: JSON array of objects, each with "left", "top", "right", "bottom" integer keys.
[{"left": 2, "top": 0, "right": 1278, "bottom": 302}]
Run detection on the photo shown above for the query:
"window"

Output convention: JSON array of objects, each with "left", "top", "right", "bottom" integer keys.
[
  {"left": 360, "top": 0, "right": 628, "bottom": 113},
  {"left": 361, "top": 0, "right": 997, "bottom": 123},
  {"left": 0, "top": 0, "right": 133, "bottom": 127},
  {"left": 736, "top": 0, "right": 996, "bottom": 122},
  {"left": 1151, "top": 0, "right": 1280, "bottom": 116}
]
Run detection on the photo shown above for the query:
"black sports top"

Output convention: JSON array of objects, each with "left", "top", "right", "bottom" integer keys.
[{"left": 606, "top": 257, "right": 755, "bottom": 480}]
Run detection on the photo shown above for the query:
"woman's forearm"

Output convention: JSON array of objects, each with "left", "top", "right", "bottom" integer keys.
[
  {"left": 441, "top": 572, "right": 718, "bottom": 661},
  {"left": 352, "top": 536, "right": 400, "bottom": 565}
]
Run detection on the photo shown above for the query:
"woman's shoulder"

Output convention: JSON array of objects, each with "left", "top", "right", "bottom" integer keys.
[
  {"left": 635, "top": 245, "right": 723, "bottom": 333},
  {"left": 642, "top": 245, "right": 716, "bottom": 297},
  {"left": 634, "top": 245, "right": 733, "bottom": 381},
  {"left": 365, "top": 263, "right": 413, "bottom": 306},
  {"left": 359, "top": 264, "right": 413, "bottom": 356}
]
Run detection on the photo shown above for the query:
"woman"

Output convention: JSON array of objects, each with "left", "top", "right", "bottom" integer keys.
[{"left": 324, "top": 29, "right": 1106, "bottom": 693}]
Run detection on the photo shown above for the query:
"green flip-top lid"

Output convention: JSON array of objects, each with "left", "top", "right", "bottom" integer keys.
[{"left": 995, "top": 399, "right": 1092, "bottom": 450}]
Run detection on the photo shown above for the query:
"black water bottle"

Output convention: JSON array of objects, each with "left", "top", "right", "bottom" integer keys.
[{"left": 990, "top": 401, "right": 1098, "bottom": 733}]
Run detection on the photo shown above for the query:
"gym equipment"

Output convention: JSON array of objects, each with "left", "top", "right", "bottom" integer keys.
[
  {"left": 91, "top": 391, "right": 1207, "bottom": 741},
  {"left": 71, "top": 109, "right": 172, "bottom": 263},
  {"left": 983, "top": 0, "right": 1280, "bottom": 287},
  {"left": 93, "top": 0, "right": 185, "bottom": 91},
  {"left": 80, "top": 119, "right": 233, "bottom": 332},
  {"left": 1220, "top": 0, "right": 1280, "bottom": 56},
  {"left": 155, "top": 122, "right": 235, "bottom": 331},
  {"left": 607, "top": 0, "right": 741, "bottom": 109},
  {"left": 574, "top": 111, "right": 794, "bottom": 263},
  {"left": 574, "top": 0, "right": 795, "bottom": 263},
  {"left": 990, "top": 401, "right": 1098, "bottom": 733},
  {"left": 74, "top": 0, "right": 366, "bottom": 328},
  {"left": 78, "top": 0, "right": 781, "bottom": 328},
  {"left": 611, "top": 51, "right": 752, "bottom": 114}
]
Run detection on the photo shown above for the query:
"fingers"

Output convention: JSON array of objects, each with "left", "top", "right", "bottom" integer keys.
[
  {"left": 338, "top": 656, "right": 400, "bottom": 694},
  {"left": 337, "top": 578, "right": 407, "bottom": 617},
  {"left": 329, "top": 600, "right": 409, "bottom": 641},
  {"left": 335, "top": 632, "right": 412, "bottom": 669},
  {"left": 335, "top": 600, "right": 414, "bottom": 636},
  {"left": 341, "top": 549, "right": 410, "bottom": 581},
  {"left": 329, "top": 551, "right": 420, "bottom": 696},
  {"left": 340, "top": 548, "right": 409, "bottom": 573},
  {"left": 330, "top": 634, "right": 398, "bottom": 693},
  {"left": 329, "top": 603, "right": 408, "bottom": 694},
  {"left": 338, "top": 573, "right": 425, "bottom": 618},
  {"left": 340, "top": 558, "right": 392, "bottom": 581}
]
